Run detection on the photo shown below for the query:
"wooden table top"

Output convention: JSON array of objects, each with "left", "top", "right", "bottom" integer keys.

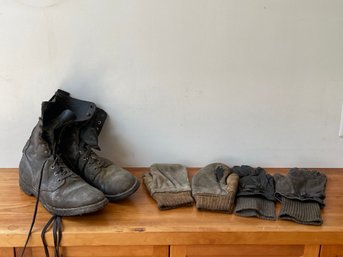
[{"left": 0, "top": 168, "right": 342, "bottom": 247}]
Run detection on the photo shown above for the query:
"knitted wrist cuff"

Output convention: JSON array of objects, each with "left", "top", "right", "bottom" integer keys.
[
  {"left": 279, "top": 196, "right": 322, "bottom": 225},
  {"left": 193, "top": 192, "right": 236, "bottom": 213},
  {"left": 152, "top": 191, "right": 194, "bottom": 210},
  {"left": 234, "top": 196, "right": 276, "bottom": 220}
]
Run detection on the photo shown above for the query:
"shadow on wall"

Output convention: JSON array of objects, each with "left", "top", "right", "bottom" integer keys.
[
  {"left": 60, "top": 71, "right": 132, "bottom": 167},
  {"left": 97, "top": 115, "right": 133, "bottom": 167}
]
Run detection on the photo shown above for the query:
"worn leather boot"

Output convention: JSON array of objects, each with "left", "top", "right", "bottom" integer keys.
[
  {"left": 52, "top": 90, "right": 140, "bottom": 201},
  {"left": 19, "top": 101, "right": 109, "bottom": 216}
]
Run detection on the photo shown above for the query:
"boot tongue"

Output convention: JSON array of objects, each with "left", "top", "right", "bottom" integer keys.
[
  {"left": 44, "top": 109, "right": 76, "bottom": 150},
  {"left": 48, "top": 109, "right": 76, "bottom": 130}
]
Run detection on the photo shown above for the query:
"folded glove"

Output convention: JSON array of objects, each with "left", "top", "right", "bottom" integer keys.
[
  {"left": 192, "top": 163, "right": 239, "bottom": 213},
  {"left": 233, "top": 165, "right": 276, "bottom": 220},
  {"left": 274, "top": 168, "right": 327, "bottom": 225},
  {"left": 143, "top": 164, "right": 194, "bottom": 210}
]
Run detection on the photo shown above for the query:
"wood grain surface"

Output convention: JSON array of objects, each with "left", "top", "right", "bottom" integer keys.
[
  {"left": 0, "top": 168, "right": 342, "bottom": 248},
  {"left": 169, "top": 244, "right": 321, "bottom": 257}
]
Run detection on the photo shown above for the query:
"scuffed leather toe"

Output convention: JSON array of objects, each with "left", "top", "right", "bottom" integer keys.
[
  {"left": 40, "top": 176, "right": 108, "bottom": 216},
  {"left": 92, "top": 165, "right": 140, "bottom": 201}
]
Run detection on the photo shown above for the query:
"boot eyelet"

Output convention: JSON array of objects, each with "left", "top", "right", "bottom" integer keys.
[
  {"left": 57, "top": 179, "right": 61, "bottom": 182},
  {"left": 51, "top": 165, "right": 55, "bottom": 170},
  {"left": 97, "top": 121, "right": 102, "bottom": 125}
]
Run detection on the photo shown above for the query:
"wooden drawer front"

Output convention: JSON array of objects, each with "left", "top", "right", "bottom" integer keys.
[
  {"left": 170, "top": 245, "right": 318, "bottom": 257},
  {"left": 15, "top": 245, "right": 168, "bottom": 257},
  {"left": 321, "top": 245, "right": 343, "bottom": 257},
  {"left": 0, "top": 248, "right": 14, "bottom": 257}
]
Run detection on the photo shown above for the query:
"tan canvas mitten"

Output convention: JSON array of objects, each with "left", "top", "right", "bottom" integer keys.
[
  {"left": 143, "top": 164, "right": 194, "bottom": 210},
  {"left": 192, "top": 163, "right": 238, "bottom": 213}
]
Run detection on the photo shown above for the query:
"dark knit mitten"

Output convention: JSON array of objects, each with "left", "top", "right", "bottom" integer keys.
[
  {"left": 233, "top": 166, "right": 276, "bottom": 220},
  {"left": 275, "top": 168, "right": 327, "bottom": 225},
  {"left": 192, "top": 163, "right": 239, "bottom": 213},
  {"left": 143, "top": 164, "right": 194, "bottom": 210}
]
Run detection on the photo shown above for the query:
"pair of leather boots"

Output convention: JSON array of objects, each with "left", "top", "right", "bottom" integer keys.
[{"left": 19, "top": 89, "right": 140, "bottom": 216}]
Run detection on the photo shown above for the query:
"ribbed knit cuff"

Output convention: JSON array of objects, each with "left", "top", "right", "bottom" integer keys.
[
  {"left": 194, "top": 192, "right": 236, "bottom": 213},
  {"left": 152, "top": 191, "right": 194, "bottom": 210},
  {"left": 234, "top": 196, "right": 276, "bottom": 220},
  {"left": 279, "top": 197, "right": 322, "bottom": 225}
]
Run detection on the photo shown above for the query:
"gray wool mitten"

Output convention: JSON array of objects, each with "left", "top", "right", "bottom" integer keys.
[
  {"left": 143, "top": 164, "right": 194, "bottom": 210},
  {"left": 275, "top": 168, "right": 327, "bottom": 225},
  {"left": 233, "top": 166, "right": 276, "bottom": 220},
  {"left": 192, "top": 163, "right": 239, "bottom": 213}
]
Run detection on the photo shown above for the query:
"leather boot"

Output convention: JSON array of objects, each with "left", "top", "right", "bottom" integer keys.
[
  {"left": 53, "top": 90, "right": 140, "bottom": 201},
  {"left": 19, "top": 100, "right": 109, "bottom": 216}
]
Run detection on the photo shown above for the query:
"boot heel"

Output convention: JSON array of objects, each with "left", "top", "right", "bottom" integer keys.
[{"left": 19, "top": 180, "right": 34, "bottom": 196}]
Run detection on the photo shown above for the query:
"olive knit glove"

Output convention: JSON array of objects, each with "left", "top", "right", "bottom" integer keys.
[
  {"left": 192, "top": 163, "right": 239, "bottom": 213},
  {"left": 143, "top": 164, "right": 194, "bottom": 210},
  {"left": 233, "top": 166, "right": 276, "bottom": 220},
  {"left": 274, "top": 168, "right": 327, "bottom": 225}
]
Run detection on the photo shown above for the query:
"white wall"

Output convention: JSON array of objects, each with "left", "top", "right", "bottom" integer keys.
[{"left": 1, "top": 0, "right": 343, "bottom": 168}]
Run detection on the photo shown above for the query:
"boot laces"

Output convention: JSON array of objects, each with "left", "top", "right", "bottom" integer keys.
[
  {"left": 41, "top": 215, "right": 63, "bottom": 257},
  {"left": 51, "top": 155, "right": 73, "bottom": 180},
  {"left": 20, "top": 160, "right": 63, "bottom": 257},
  {"left": 80, "top": 147, "right": 104, "bottom": 170}
]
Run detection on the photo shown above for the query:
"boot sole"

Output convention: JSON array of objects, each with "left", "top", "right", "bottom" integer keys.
[
  {"left": 19, "top": 179, "right": 108, "bottom": 216},
  {"left": 105, "top": 179, "right": 141, "bottom": 202}
]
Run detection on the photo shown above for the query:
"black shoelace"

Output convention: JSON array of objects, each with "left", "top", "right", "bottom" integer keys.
[
  {"left": 19, "top": 159, "right": 63, "bottom": 257},
  {"left": 41, "top": 215, "right": 63, "bottom": 257}
]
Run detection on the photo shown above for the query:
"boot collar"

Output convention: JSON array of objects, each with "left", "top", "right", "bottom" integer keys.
[{"left": 43, "top": 92, "right": 96, "bottom": 123}]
